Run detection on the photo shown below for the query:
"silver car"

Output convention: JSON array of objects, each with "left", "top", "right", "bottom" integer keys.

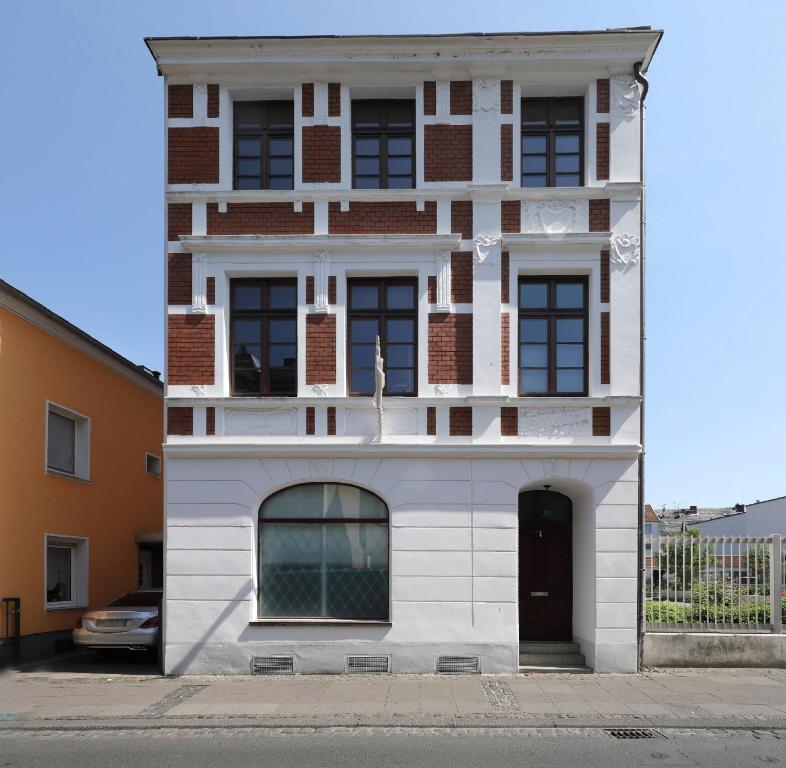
[{"left": 73, "top": 590, "right": 162, "bottom": 653}]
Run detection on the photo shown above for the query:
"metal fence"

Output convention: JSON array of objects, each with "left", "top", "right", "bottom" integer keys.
[{"left": 644, "top": 533, "right": 784, "bottom": 634}]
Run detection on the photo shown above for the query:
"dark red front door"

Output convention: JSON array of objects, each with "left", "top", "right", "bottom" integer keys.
[{"left": 518, "top": 490, "right": 573, "bottom": 641}]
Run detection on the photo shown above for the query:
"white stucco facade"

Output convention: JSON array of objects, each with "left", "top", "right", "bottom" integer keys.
[{"left": 149, "top": 29, "right": 662, "bottom": 674}]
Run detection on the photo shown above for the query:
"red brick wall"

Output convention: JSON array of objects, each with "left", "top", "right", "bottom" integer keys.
[
  {"left": 206, "top": 407, "right": 215, "bottom": 436},
  {"left": 449, "top": 407, "right": 472, "bottom": 436},
  {"left": 426, "top": 407, "right": 436, "bottom": 436},
  {"left": 450, "top": 81, "right": 472, "bottom": 115},
  {"left": 301, "top": 83, "right": 314, "bottom": 117},
  {"left": 302, "top": 126, "right": 341, "bottom": 183},
  {"left": 501, "top": 81, "right": 513, "bottom": 114},
  {"left": 424, "top": 125, "right": 472, "bottom": 181},
  {"left": 451, "top": 252, "right": 472, "bottom": 303},
  {"left": 167, "top": 315, "right": 215, "bottom": 385},
  {"left": 306, "top": 407, "right": 315, "bottom": 436},
  {"left": 306, "top": 276, "right": 314, "bottom": 304},
  {"left": 592, "top": 407, "right": 611, "bottom": 436},
  {"left": 501, "top": 406, "right": 518, "bottom": 436},
  {"left": 168, "top": 254, "right": 192, "bottom": 305},
  {"left": 326, "top": 406, "right": 336, "bottom": 436},
  {"left": 207, "top": 277, "right": 215, "bottom": 305},
  {"left": 501, "top": 252, "right": 510, "bottom": 303},
  {"left": 423, "top": 81, "right": 436, "bottom": 115},
  {"left": 207, "top": 203, "right": 314, "bottom": 235},
  {"left": 601, "top": 311, "right": 610, "bottom": 385},
  {"left": 501, "top": 124, "right": 513, "bottom": 181},
  {"left": 207, "top": 84, "right": 220, "bottom": 118},
  {"left": 168, "top": 85, "right": 192, "bottom": 118},
  {"left": 451, "top": 201, "right": 472, "bottom": 239},
  {"left": 596, "top": 79, "right": 610, "bottom": 114},
  {"left": 306, "top": 314, "right": 336, "bottom": 384},
  {"left": 501, "top": 312, "right": 509, "bottom": 385},
  {"left": 168, "top": 127, "right": 219, "bottom": 184},
  {"left": 600, "top": 249, "right": 610, "bottom": 304},
  {"left": 328, "top": 83, "right": 341, "bottom": 116},
  {"left": 589, "top": 199, "right": 610, "bottom": 232},
  {"left": 596, "top": 123, "right": 610, "bottom": 180},
  {"left": 328, "top": 201, "right": 436, "bottom": 234},
  {"left": 428, "top": 313, "right": 472, "bottom": 384},
  {"left": 427, "top": 277, "right": 437, "bottom": 303},
  {"left": 167, "top": 407, "right": 193, "bottom": 436},
  {"left": 502, "top": 200, "right": 520, "bottom": 233},
  {"left": 168, "top": 204, "right": 192, "bottom": 241}
]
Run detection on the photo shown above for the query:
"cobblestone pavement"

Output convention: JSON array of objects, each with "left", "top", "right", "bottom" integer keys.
[{"left": 2, "top": 668, "right": 786, "bottom": 730}]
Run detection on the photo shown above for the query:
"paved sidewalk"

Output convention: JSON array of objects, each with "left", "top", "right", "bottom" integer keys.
[{"left": 2, "top": 668, "right": 786, "bottom": 730}]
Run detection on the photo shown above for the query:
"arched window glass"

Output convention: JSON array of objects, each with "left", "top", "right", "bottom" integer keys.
[
  {"left": 258, "top": 483, "right": 389, "bottom": 620},
  {"left": 519, "top": 489, "right": 572, "bottom": 523}
]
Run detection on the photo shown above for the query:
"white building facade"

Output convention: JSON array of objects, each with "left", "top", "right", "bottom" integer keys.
[{"left": 147, "top": 29, "right": 662, "bottom": 674}]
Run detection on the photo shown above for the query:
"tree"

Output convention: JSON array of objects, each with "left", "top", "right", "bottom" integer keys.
[{"left": 655, "top": 530, "right": 713, "bottom": 593}]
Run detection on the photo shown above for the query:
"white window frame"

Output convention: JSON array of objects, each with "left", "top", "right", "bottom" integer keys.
[
  {"left": 145, "top": 452, "right": 162, "bottom": 477},
  {"left": 45, "top": 401, "right": 91, "bottom": 481},
  {"left": 44, "top": 534, "right": 89, "bottom": 611}
]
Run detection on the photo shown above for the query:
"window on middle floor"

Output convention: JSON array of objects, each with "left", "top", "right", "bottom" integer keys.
[
  {"left": 233, "top": 101, "right": 294, "bottom": 190},
  {"left": 352, "top": 100, "right": 415, "bottom": 189},
  {"left": 519, "top": 276, "right": 588, "bottom": 396},
  {"left": 230, "top": 278, "right": 297, "bottom": 396},
  {"left": 521, "top": 97, "right": 584, "bottom": 187},
  {"left": 347, "top": 278, "right": 417, "bottom": 396}
]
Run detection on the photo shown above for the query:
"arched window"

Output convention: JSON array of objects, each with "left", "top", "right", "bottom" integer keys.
[{"left": 258, "top": 483, "right": 389, "bottom": 620}]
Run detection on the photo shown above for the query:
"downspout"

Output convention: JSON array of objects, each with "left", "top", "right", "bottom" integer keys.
[{"left": 634, "top": 60, "right": 648, "bottom": 670}]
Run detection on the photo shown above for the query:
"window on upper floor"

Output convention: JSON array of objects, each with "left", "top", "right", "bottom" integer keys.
[
  {"left": 518, "top": 277, "right": 588, "bottom": 396},
  {"left": 46, "top": 403, "right": 90, "bottom": 480},
  {"left": 347, "top": 278, "right": 417, "bottom": 396},
  {"left": 521, "top": 98, "right": 583, "bottom": 187},
  {"left": 230, "top": 278, "right": 297, "bottom": 396},
  {"left": 233, "top": 101, "right": 294, "bottom": 190},
  {"left": 352, "top": 100, "right": 415, "bottom": 189}
]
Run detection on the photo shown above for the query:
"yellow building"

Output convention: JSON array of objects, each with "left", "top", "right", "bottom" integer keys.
[{"left": 0, "top": 279, "right": 163, "bottom": 663}]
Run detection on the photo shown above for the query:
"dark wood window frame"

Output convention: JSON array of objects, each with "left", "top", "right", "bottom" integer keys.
[
  {"left": 233, "top": 101, "right": 294, "bottom": 190},
  {"left": 351, "top": 100, "right": 415, "bottom": 190},
  {"left": 230, "top": 278, "right": 297, "bottom": 397},
  {"left": 521, "top": 97, "right": 584, "bottom": 188},
  {"left": 347, "top": 277, "right": 418, "bottom": 397},
  {"left": 518, "top": 276, "right": 588, "bottom": 397}
]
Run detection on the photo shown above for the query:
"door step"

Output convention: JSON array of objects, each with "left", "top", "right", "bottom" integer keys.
[
  {"left": 518, "top": 664, "right": 592, "bottom": 674},
  {"left": 518, "top": 641, "right": 588, "bottom": 673}
]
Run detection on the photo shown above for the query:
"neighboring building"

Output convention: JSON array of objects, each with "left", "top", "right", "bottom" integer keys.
[
  {"left": 693, "top": 496, "right": 786, "bottom": 537},
  {"left": 147, "top": 28, "right": 661, "bottom": 674},
  {"left": 657, "top": 504, "right": 744, "bottom": 533},
  {"left": 0, "top": 280, "right": 163, "bottom": 664}
]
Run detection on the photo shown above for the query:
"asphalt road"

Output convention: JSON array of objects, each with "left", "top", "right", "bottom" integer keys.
[{"left": 1, "top": 727, "right": 784, "bottom": 768}]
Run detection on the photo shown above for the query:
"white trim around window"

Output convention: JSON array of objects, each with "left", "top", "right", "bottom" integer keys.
[
  {"left": 45, "top": 401, "right": 90, "bottom": 481},
  {"left": 44, "top": 534, "right": 89, "bottom": 611}
]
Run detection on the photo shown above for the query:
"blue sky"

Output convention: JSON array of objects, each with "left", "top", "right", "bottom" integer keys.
[{"left": 2, "top": 1, "right": 784, "bottom": 507}]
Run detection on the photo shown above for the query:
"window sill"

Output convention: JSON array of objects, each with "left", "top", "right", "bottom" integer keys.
[
  {"left": 46, "top": 468, "right": 90, "bottom": 484},
  {"left": 45, "top": 603, "right": 86, "bottom": 612},
  {"left": 250, "top": 618, "right": 391, "bottom": 627}
]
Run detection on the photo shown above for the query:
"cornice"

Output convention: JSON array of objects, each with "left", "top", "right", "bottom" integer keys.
[
  {"left": 163, "top": 441, "right": 642, "bottom": 460},
  {"left": 502, "top": 232, "right": 610, "bottom": 250},
  {"left": 179, "top": 233, "right": 462, "bottom": 254}
]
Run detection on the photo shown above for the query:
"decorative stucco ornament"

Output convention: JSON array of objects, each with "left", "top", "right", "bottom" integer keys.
[
  {"left": 224, "top": 408, "right": 297, "bottom": 436},
  {"left": 311, "top": 384, "right": 328, "bottom": 397},
  {"left": 313, "top": 252, "right": 329, "bottom": 313},
  {"left": 373, "top": 335, "right": 385, "bottom": 443},
  {"left": 472, "top": 79, "right": 500, "bottom": 114},
  {"left": 473, "top": 235, "right": 501, "bottom": 269},
  {"left": 521, "top": 199, "right": 588, "bottom": 234},
  {"left": 434, "top": 384, "right": 450, "bottom": 397},
  {"left": 520, "top": 407, "right": 591, "bottom": 438},
  {"left": 190, "top": 385, "right": 207, "bottom": 397},
  {"left": 435, "top": 251, "right": 451, "bottom": 311},
  {"left": 610, "top": 233, "right": 641, "bottom": 267},
  {"left": 611, "top": 75, "right": 640, "bottom": 118}
]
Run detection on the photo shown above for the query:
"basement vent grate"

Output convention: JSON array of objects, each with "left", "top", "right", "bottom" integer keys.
[
  {"left": 604, "top": 728, "right": 664, "bottom": 740},
  {"left": 436, "top": 655, "right": 480, "bottom": 674},
  {"left": 250, "top": 656, "right": 294, "bottom": 675},
  {"left": 346, "top": 655, "right": 391, "bottom": 674}
]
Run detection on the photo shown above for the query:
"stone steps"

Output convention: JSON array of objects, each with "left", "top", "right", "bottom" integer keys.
[{"left": 518, "top": 641, "right": 590, "bottom": 673}]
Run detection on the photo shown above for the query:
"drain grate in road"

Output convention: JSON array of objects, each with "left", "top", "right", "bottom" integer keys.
[
  {"left": 138, "top": 685, "right": 208, "bottom": 718},
  {"left": 604, "top": 728, "right": 664, "bottom": 740}
]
